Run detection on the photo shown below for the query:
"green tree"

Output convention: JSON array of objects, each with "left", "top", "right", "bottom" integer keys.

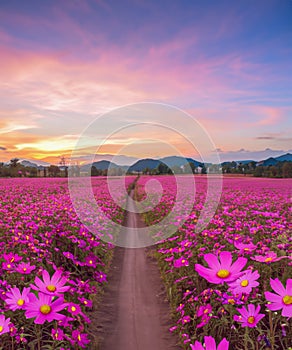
[
  {"left": 48, "top": 165, "right": 61, "bottom": 177},
  {"left": 201, "top": 165, "right": 207, "bottom": 174},
  {"left": 282, "top": 162, "right": 292, "bottom": 178}
]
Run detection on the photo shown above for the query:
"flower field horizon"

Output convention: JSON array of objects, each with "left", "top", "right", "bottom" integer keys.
[{"left": 0, "top": 175, "right": 291, "bottom": 349}]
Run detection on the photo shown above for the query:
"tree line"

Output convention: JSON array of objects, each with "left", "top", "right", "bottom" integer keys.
[
  {"left": 0, "top": 158, "right": 291, "bottom": 178},
  {"left": 221, "top": 161, "right": 292, "bottom": 178}
]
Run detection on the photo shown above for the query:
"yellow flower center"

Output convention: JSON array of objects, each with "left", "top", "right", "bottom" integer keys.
[
  {"left": 7, "top": 264, "right": 11, "bottom": 269},
  {"left": 217, "top": 269, "right": 230, "bottom": 278},
  {"left": 0, "top": 326, "right": 3, "bottom": 333},
  {"left": 283, "top": 295, "right": 292, "bottom": 305},
  {"left": 46, "top": 285, "right": 56, "bottom": 292},
  {"left": 228, "top": 298, "right": 235, "bottom": 305},
  {"left": 40, "top": 304, "right": 51, "bottom": 315},
  {"left": 23, "top": 268, "right": 27, "bottom": 272},
  {"left": 17, "top": 299, "right": 25, "bottom": 306},
  {"left": 89, "top": 260, "right": 93, "bottom": 264},
  {"left": 247, "top": 316, "right": 255, "bottom": 324},
  {"left": 71, "top": 306, "right": 76, "bottom": 312},
  {"left": 241, "top": 280, "right": 249, "bottom": 287},
  {"left": 78, "top": 334, "right": 81, "bottom": 341},
  {"left": 84, "top": 301, "right": 88, "bottom": 305},
  {"left": 182, "top": 260, "right": 185, "bottom": 264},
  {"left": 265, "top": 257, "right": 273, "bottom": 262}
]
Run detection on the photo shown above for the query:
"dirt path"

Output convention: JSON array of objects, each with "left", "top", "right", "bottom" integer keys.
[{"left": 94, "top": 191, "right": 179, "bottom": 350}]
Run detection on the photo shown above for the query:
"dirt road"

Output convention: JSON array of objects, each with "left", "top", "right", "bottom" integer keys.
[{"left": 95, "top": 191, "right": 179, "bottom": 350}]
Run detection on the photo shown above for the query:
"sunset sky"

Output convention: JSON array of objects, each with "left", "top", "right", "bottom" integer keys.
[{"left": 0, "top": 0, "right": 291, "bottom": 164}]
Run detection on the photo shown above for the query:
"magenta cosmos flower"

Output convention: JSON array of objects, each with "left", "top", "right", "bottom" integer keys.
[
  {"left": 72, "top": 330, "right": 91, "bottom": 348},
  {"left": 5, "top": 287, "right": 32, "bottom": 311},
  {"left": 234, "top": 241, "right": 257, "bottom": 253},
  {"left": 190, "top": 336, "right": 229, "bottom": 350},
  {"left": 264, "top": 278, "right": 292, "bottom": 318},
  {"left": 252, "top": 251, "right": 287, "bottom": 264},
  {"left": 228, "top": 270, "right": 260, "bottom": 295},
  {"left": 31, "top": 269, "right": 70, "bottom": 295},
  {"left": 51, "top": 328, "right": 65, "bottom": 341},
  {"left": 195, "top": 251, "right": 247, "bottom": 284},
  {"left": 16, "top": 262, "right": 36, "bottom": 274},
  {"left": 0, "top": 315, "right": 10, "bottom": 335},
  {"left": 173, "top": 257, "right": 189, "bottom": 268},
  {"left": 235, "top": 304, "right": 265, "bottom": 328},
  {"left": 25, "top": 293, "right": 67, "bottom": 324}
]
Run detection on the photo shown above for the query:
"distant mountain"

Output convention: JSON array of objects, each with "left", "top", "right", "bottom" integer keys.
[
  {"left": 81, "top": 160, "right": 120, "bottom": 171},
  {"left": 128, "top": 158, "right": 161, "bottom": 172},
  {"left": 18, "top": 160, "right": 51, "bottom": 169},
  {"left": 260, "top": 157, "right": 278, "bottom": 166},
  {"left": 274, "top": 153, "right": 292, "bottom": 162},
  {"left": 128, "top": 156, "right": 204, "bottom": 173},
  {"left": 92, "top": 160, "right": 119, "bottom": 170},
  {"left": 20, "top": 160, "right": 38, "bottom": 168},
  {"left": 20, "top": 159, "right": 50, "bottom": 167},
  {"left": 160, "top": 156, "right": 204, "bottom": 168},
  {"left": 258, "top": 153, "right": 292, "bottom": 167}
]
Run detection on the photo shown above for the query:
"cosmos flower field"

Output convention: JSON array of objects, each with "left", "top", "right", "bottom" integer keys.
[
  {"left": 0, "top": 177, "right": 127, "bottom": 349},
  {"left": 137, "top": 176, "right": 292, "bottom": 350},
  {"left": 0, "top": 176, "right": 291, "bottom": 349}
]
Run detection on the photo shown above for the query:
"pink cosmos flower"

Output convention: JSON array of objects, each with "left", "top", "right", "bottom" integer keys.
[
  {"left": 180, "top": 315, "right": 191, "bottom": 325},
  {"left": 197, "top": 304, "right": 212, "bottom": 318},
  {"left": 3, "top": 252, "right": 23, "bottom": 264},
  {"left": 264, "top": 278, "right": 292, "bottom": 318},
  {"left": 84, "top": 254, "right": 98, "bottom": 268},
  {"left": 173, "top": 257, "right": 189, "bottom": 268},
  {"left": 234, "top": 241, "right": 257, "bottom": 253},
  {"left": 195, "top": 251, "right": 247, "bottom": 284},
  {"left": 0, "top": 315, "right": 10, "bottom": 335},
  {"left": 2, "top": 262, "right": 15, "bottom": 271},
  {"left": 196, "top": 304, "right": 212, "bottom": 328},
  {"left": 71, "top": 330, "right": 91, "bottom": 348},
  {"left": 94, "top": 271, "right": 107, "bottom": 283},
  {"left": 67, "top": 303, "right": 81, "bottom": 316},
  {"left": 31, "top": 269, "right": 70, "bottom": 295},
  {"left": 252, "top": 251, "right": 287, "bottom": 264},
  {"left": 51, "top": 328, "right": 65, "bottom": 341},
  {"left": 16, "top": 262, "right": 36, "bottom": 274},
  {"left": 78, "top": 297, "right": 93, "bottom": 308},
  {"left": 228, "top": 270, "right": 260, "bottom": 295},
  {"left": 5, "top": 287, "right": 32, "bottom": 311},
  {"left": 25, "top": 293, "right": 67, "bottom": 324},
  {"left": 190, "top": 336, "right": 229, "bottom": 350},
  {"left": 235, "top": 304, "right": 265, "bottom": 328}
]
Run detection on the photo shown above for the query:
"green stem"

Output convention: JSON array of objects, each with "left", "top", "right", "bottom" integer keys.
[
  {"left": 268, "top": 311, "right": 275, "bottom": 350},
  {"left": 35, "top": 324, "right": 42, "bottom": 350},
  {"left": 244, "top": 327, "right": 249, "bottom": 350}
]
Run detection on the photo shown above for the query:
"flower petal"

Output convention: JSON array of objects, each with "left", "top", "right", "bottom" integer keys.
[
  {"left": 218, "top": 338, "right": 230, "bottom": 350},
  {"left": 204, "top": 254, "right": 221, "bottom": 270},
  {"left": 270, "top": 278, "right": 286, "bottom": 296},
  {"left": 219, "top": 251, "right": 232, "bottom": 269}
]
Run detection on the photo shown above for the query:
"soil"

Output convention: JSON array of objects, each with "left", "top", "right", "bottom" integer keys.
[{"left": 90, "top": 191, "right": 180, "bottom": 350}]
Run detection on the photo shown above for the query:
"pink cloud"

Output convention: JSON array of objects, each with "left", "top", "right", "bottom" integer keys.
[{"left": 252, "top": 106, "right": 284, "bottom": 126}]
